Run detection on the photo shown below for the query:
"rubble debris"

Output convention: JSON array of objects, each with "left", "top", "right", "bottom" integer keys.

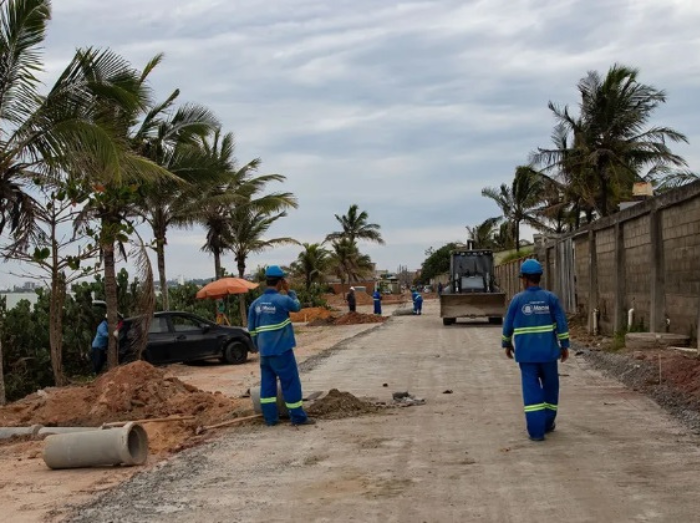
[
  {"left": 305, "top": 389, "right": 380, "bottom": 420},
  {"left": 443, "top": 390, "right": 453, "bottom": 394},
  {"left": 391, "top": 391, "right": 426, "bottom": 407}
]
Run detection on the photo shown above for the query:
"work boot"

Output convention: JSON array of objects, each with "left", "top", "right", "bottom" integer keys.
[
  {"left": 529, "top": 436, "right": 545, "bottom": 442},
  {"left": 546, "top": 423, "right": 556, "bottom": 434},
  {"left": 292, "top": 417, "right": 317, "bottom": 426}
]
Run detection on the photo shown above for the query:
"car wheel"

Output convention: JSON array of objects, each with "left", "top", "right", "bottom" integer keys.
[
  {"left": 488, "top": 317, "right": 503, "bottom": 325},
  {"left": 223, "top": 340, "right": 248, "bottom": 365}
]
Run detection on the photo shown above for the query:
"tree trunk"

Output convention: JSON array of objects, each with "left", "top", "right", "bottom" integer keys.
[
  {"left": 49, "top": 219, "right": 66, "bottom": 386},
  {"left": 103, "top": 238, "right": 120, "bottom": 370},
  {"left": 514, "top": 220, "right": 521, "bottom": 253},
  {"left": 0, "top": 317, "right": 6, "bottom": 405},
  {"left": 237, "top": 259, "right": 247, "bottom": 327},
  {"left": 49, "top": 269, "right": 66, "bottom": 386},
  {"left": 156, "top": 236, "right": 168, "bottom": 311},
  {"left": 214, "top": 249, "right": 222, "bottom": 280}
]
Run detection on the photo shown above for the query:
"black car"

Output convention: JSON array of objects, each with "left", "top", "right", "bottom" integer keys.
[{"left": 119, "top": 311, "right": 256, "bottom": 365}]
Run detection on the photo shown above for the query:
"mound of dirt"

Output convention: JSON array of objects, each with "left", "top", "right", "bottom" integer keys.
[
  {"left": 306, "top": 389, "right": 379, "bottom": 419},
  {"left": 307, "top": 317, "right": 337, "bottom": 327},
  {"left": 290, "top": 307, "right": 335, "bottom": 323},
  {"left": 323, "top": 293, "right": 375, "bottom": 307},
  {"left": 333, "top": 312, "right": 387, "bottom": 326},
  {"left": 0, "top": 361, "right": 243, "bottom": 429}
]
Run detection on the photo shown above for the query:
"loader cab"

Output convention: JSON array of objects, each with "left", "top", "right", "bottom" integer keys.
[{"left": 449, "top": 249, "right": 496, "bottom": 294}]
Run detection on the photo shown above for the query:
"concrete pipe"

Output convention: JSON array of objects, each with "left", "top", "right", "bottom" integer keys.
[
  {"left": 43, "top": 422, "right": 148, "bottom": 470},
  {"left": 251, "top": 384, "right": 289, "bottom": 418},
  {"left": 0, "top": 424, "right": 43, "bottom": 440},
  {"left": 38, "top": 427, "right": 100, "bottom": 437}
]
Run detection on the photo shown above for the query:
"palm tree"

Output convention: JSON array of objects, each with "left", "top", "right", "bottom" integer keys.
[
  {"left": 466, "top": 217, "right": 500, "bottom": 249},
  {"left": 329, "top": 238, "right": 374, "bottom": 285},
  {"left": 227, "top": 181, "right": 299, "bottom": 326},
  {"left": 294, "top": 243, "right": 331, "bottom": 292},
  {"left": 482, "top": 166, "right": 544, "bottom": 252},
  {"left": 195, "top": 130, "right": 262, "bottom": 279},
  {"left": 533, "top": 64, "right": 688, "bottom": 216},
  {"left": 326, "top": 204, "right": 385, "bottom": 246},
  {"left": 76, "top": 53, "right": 177, "bottom": 369},
  {"left": 0, "top": 0, "right": 168, "bottom": 380},
  {"left": 132, "top": 100, "right": 220, "bottom": 310}
]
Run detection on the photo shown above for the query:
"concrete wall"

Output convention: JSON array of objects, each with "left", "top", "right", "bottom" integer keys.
[{"left": 522, "top": 180, "right": 700, "bottom": 339}]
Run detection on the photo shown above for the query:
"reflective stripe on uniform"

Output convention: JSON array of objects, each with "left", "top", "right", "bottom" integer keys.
[
  {"left": 524, "top": 403, "right": 546, "bottom": 413},
  {"left": 260, "top": 397, "right": 277, "bottom": 404},
  {"left": 514, "top": 324, "right": 556, "bottom": 335},
  {"left": 557, "top": 332, "right": 570, "bottom": 340},
  {"left": 255, "top": 319, "right": 292, "bottom": 334},
  {"left": 249, "top": 330, "right": 258, "bottom": 336},
  {"left": 544, "top": 403, "right": 558, "bottom": 411},
  {"left": 502, "top": 335, "right": 512, "bottom": 342},
  {"left": 285, "top": 400, "right": 303, "bottom": 409}
]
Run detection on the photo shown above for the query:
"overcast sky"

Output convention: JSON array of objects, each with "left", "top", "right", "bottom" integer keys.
[{"left": 4, "top": 0, "right": 700, "bottom": 286}]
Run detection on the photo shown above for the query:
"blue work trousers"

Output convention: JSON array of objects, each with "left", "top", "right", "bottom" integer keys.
[
  {"left": 373, "top": 300, "right": 382, "bottom": 315},
  {"left": 260, "top": 350, "right": 308, "bottom": 425},
  {"left": 414, "top": 301, "right": 423, "bottom": 315},
  {"left": 519, "top": 361, "right": 559, "bottom": 439}
]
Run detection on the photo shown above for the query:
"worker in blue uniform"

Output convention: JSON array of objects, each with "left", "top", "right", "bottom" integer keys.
[
  {"left": 248, "top": 266, "right": 314, "bottom": 427},
  {"left": 412, "top": 290, "right": 423, "bottom": 315},
  {"left": 502, "top": 259, "right": 570, "bottom": 441},
  {"left": 372, "top": 288, "right": 382, "bottom": 315}
]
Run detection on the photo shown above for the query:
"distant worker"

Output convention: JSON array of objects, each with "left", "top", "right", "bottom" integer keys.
[
  {"left": 412, "top": 290, "right": 423, "bottom": 315},
  {"left": 502, "top": 259, "right": 570, "bottom": 442},
  {"left": 248, "top": 266, "right": 314, "bottom": 427},
  {"left": 372, "top": 288, "right": 382, "bottom": 315},
  {"left": 437, "top": 282, "right": 443, "bottom": 296},
  {"left": 346, "top": 286, "right": 357, "bottom": 313},
  {"left": 91, "top": 316, "right": 109, "bottom": 374}
]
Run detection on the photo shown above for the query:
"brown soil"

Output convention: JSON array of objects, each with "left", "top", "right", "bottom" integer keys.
[
  {"left": 290, "top": 307, "right": 336, "bottom": 323},
  {"left": 333, "top": 312, "right": 388, "bottom": 326},
  {"left": 630, "top": 350, "right": 700, "bottom": 397},
  {"left": 0, "top": 361, "right": 248, "bottom": 455},
  {"left": 307, "top": 317, "right": 337, "bottom": 327},
  {"left": 306, "top": 389, "right": 380, "bottom": 420}
]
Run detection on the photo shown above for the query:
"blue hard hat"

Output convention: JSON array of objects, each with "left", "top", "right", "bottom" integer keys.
[
  {"left": 265, "top": 265, "right": 286, "bottom": 278},
  {"left": 520, "top": 259, "right": 543, "bottom": 276}
]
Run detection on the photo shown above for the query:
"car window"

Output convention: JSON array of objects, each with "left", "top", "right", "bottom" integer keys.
[
  {"left": 171, "top": 315, "right": 203, "bottom": 332},
  {"left": 149, "top": 317, "right": 169, "bottom": 334}
]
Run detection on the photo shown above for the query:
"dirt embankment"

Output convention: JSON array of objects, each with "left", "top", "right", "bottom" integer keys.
[
  {"left": 0, "top": 361, "right": 250, "bottom": 455},
  {"left": 290, "top": 307, "right": 334, "bottom": 323}
]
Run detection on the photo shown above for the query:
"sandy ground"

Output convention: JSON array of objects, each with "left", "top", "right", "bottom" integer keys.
[
  {"left": 67, "top": 300, "right": 700, "bottom": 523},
  {"left": 0, "top": 323, "right": 378, "bottom": 523}
]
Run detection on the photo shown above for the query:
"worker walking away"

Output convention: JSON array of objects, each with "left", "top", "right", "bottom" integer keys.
[
  {"left": 248, "top": 266, "right": 315, "bottom": 427},
  {"left": 502, "top": 259, "right": 569, "bottom": 441},
  {"left": 346, "top": 286, "right": 357, "bottom": 313},
  {"left": 412, "top": 290, "right": 423, "bottom": 315},
  {"left": 372, "top": 288, "right": 382, "bottom": 315}
]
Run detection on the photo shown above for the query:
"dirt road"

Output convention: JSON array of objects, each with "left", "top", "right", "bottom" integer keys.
[{"left": 70, "top": 301, "right": 700, "bottom": 522}]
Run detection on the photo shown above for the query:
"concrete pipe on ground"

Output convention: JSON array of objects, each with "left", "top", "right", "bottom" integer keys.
[
  {"left": 0, "top": 424, "right": 43, "bottom": 440},
  {"left": 251, "top": 384, "right": 289, "bottom": 418},
  {"left": 43, "top": 422, "right": 148, "bottom": 470}
]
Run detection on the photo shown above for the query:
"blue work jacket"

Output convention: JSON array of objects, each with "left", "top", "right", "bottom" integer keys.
[
  {"left": 373, "top": 291, "right": 382, "bottom": 302},
  {"left": 502, "top": 286, "right": 570, "bottom": 363},
  {"left": 248, "top": 289, "right": 301, "bottom": 357},
  {"left": 92, "top": 320, "right": 109, "bottom": 350}
]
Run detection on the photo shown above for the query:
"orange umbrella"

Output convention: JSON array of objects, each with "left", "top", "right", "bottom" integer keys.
[{"left": 196, "top": 278, "right": 259, "bottom": 299}]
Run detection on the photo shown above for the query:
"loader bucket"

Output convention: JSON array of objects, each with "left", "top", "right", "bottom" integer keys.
[{"left": 439, "top": 293, "right": 506, "bottom": 319}]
